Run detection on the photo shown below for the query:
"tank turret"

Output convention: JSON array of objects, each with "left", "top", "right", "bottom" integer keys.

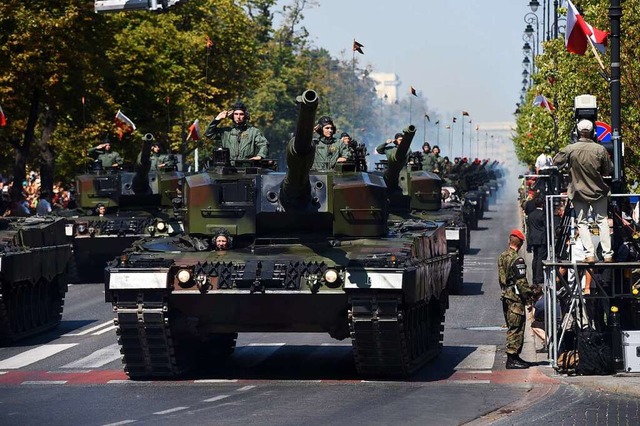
[{"left": 279, "top": 89, "right": 318, "bottom": 208}]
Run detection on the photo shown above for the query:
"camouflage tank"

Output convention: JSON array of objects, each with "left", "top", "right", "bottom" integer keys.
[
  {"left": 63, "top": 133, "right": 183, "bottom": 282},
  {"left": 0, "top": 217, "right": 72, "bottom": 344},
  {"left": 375, "top": 130, "right": 467, "bottom": 295},
  {"left": 104, "top": 90, "right": 453, "bottom": 378}
]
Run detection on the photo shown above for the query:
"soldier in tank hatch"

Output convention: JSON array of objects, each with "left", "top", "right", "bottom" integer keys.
[
  {"left": 136, "top": 136, "right": 176, "bottom": 171},
  {"left": 311, "top": 116, "right": 349, "bottom": 170},
  {"left": 89, "top": 138, "right": 123, "bottom": 169},
  {"left": 375, "top": 132, "right": 403, "bottom": 156},
  {"left": 204, "top": 102, "right": 269, "bottom": 165}
]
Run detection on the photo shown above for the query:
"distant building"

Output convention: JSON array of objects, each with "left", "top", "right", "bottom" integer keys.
[{"left": 370, "top": 72, "right": 400, "bottom": 104}]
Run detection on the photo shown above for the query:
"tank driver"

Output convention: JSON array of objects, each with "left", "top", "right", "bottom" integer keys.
[{"left": 204, "top": 102, "right": 269, "bottom": 165}]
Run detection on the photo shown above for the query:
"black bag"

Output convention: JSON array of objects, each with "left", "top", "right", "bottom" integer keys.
[{"left": 576, "top": 329, "right": 613, "bottom": 375}]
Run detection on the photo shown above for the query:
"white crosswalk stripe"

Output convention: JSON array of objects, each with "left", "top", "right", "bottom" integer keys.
[
  {"left": 0, "top": 344, "right": 78, "bottom": 369},
  {"left": 61, "top": 343, "right": 121, "bottom": 369},
  {"left": 454, "top": 345, "right": 497, "bottom": 370},
  {"left": 63, "top": 320, "right": 114, "bottom": 337}
]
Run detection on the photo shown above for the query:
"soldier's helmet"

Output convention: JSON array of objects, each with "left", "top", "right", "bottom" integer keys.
[{"left": 316, "top": 116, "right": 336, "bottom": 134}]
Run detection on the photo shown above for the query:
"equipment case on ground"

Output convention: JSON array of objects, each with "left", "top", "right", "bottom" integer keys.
[{"left": 621, "top": 330, "right": 640, "bottom": 372}]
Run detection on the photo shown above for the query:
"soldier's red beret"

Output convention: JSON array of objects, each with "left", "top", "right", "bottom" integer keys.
[{"left": 510, "top": 229, "right": 525, "bottom": 241}]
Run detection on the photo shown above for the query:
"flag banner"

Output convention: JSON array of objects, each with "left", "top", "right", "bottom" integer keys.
[
  {"left": 435, "top": 120, "right": 440, "bottom": 125},
  {"left": 476, "top": 125, "right": 480, "bottom": 131},
  {"left": 566, "top": 1, "right": 608, "bottom": 55},
  {"left": 187, "top": 119, "right": 201, "bottom": 141},
  {"left": 0, "top": 104, "right": 6, "bottom": 127},
  {"left": 445, "top": 125, "right": 451, "bottom": 129},
  {"left": 206, "top": 36, "right": 213, "bottom": 49},
  {"left": 452, "top": 117, "right": 457, "bottom": 123},
  {"left": 532, "top": 94, "right": 555, "bottom": 111},
  {"left": 410, "top": 86, "right": 417, "bottom": 96},
  {"left": 353, "top": 40, "right": 364, "bottom": 54},
  {"left": 425, "top": 113, "right": 430, "bottom": 122},
  {"left": 114, "top": 110, "right": 136, "bottom": 139},
  {"left": 462, "top": 111, "right": 470, "bottom": 116}
]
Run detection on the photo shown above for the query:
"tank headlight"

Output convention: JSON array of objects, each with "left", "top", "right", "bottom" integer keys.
[
  {"left": 147, "top": 225, "right": 155, "bottom": 234},
  {"left": 77, "top": 224, "right": 87, "bottom": 234},
  {"left": 88, "top": 227, "right": 96, "bottom": 236},
  {"left": 176, "top": 269, "right": 192, "bottom": 284},
  {"left": 323, "top": 269, "right": 341, "bottom": 288},
  {"left": 156, "top": 221, "right": 167, "bottom": 232}
]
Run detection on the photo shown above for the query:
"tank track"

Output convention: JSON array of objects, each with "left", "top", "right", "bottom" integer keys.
[
  {"left": 0, "top": 275, "right": 66, "bottom": 344},
  {"left": 448, "top": 250, "right": 465, "bottom": 295},
  {"left": 349, "top": 292, "right": 445, "bottom": 377},
  {"left": 113, "top": 291, "right": 237, "bottom": 379},
  {"left": 114, "top": 291, "right": 185, "bottom": 379}
]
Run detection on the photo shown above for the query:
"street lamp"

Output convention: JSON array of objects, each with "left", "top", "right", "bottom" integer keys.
[
  {"left": 522, "top": 69, "right": 529, "bottom": 77},
  {"left": 529, "top": 0, "right": 540, "bottom": 12},
  {"left": 522, "top": 42, "right": 532, "bottom": 56}
]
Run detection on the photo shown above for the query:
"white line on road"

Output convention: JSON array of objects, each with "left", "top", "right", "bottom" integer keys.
[
  {"left": 93, "top": 325, "right": 117, "bottom": 335},
  {"left": 0, "top": 344, "right": 78, "bottom": 369},
  {"left": 61, "top": 343, "right": 121, "bottom": 369},
  {"left": 236, "top": 385, "right": 255, "bottom": 392},
  {"left": 153, "top": 407, "right": 189, "bottom": 415},
  {"left": 103, "top": 420, "right": 137, "bottom": 426},
  {"left": 63, "top": 320, "right": 114, "bottom": 337},
  {"left": 454, "top": 345, "right": 497, "bottom": 370},
  {"left": 203, "top": 395, "right": 231, "bottom": 403},
  {"left": 194, "top": 379, "right": 238, "bottom": 383},
  {"left": 21, "top": 380, "right": 68, "bottom": 385}
]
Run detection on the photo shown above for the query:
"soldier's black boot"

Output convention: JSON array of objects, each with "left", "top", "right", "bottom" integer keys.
[
  {"left": 516, "top": 355, "right": 534, "bottom": 366},
  {"left": 505, "top": 353, "right": 529, "bottom": 369}
]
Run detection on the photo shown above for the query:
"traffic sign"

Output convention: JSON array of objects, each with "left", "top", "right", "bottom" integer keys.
[{"left": 595, "top": 121, "right": 611, "bottom": 142}]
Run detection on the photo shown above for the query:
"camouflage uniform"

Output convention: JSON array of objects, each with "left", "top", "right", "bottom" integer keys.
[
  {"left": 204, "top": 121, "right": 269, "bottom": 166},
  {"left": 311, "top": 136, "right": 350, "bottom": 170},
  {"left": 89, "top": 146, "right": 123, "bottom": 168},
  {"left": 498, "top": 247, "right": 534, "bottom": 355},
  {"left": 136, "top": 151, "right": 176, "bottom": 171},
  {"left": 422, "top": 153, "right": 436, "bottom": 171}
]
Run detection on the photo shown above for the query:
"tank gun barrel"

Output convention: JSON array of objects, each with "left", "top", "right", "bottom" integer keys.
[
  {"left": 132, "top": 133, "right": 154, "bottom": 194},
  {"left": 383, "top": 125, "right": 416, "bottom": 190},
  {"left": 280, "top": 90, "right": 319, "bottom": 208}
]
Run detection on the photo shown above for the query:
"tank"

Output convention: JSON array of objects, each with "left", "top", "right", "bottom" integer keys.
[
  {"left": 376, "top": 131, "right": 468, "bottom": 295},
  {"left": 62, "top": 133, "right": 184, "bottom": 282},
  {"left": 104, "top": 90, "right": 453, "bottom": 378},
  {"left": 0, "top": 217, "right": 72, "bottom": 344}
]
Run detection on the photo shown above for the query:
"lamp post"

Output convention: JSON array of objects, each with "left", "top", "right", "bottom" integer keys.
[{"left": 524, "top": 11, "right": 540, "bottom": 70}]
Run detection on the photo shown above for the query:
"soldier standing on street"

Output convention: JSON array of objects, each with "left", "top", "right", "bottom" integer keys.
[
  {"left": 89, "top": 139, "right": 123, "bottom": 169},
  {"left": 498, "top": 229, "right": 535, "bottom": 369},
  {"left": 204, "top": 102, "right": 269, "bottom": 165}
]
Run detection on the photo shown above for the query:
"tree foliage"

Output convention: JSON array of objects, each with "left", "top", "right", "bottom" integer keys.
[{"left": 514, "top": 0, "right": 640, "bottom": 185}]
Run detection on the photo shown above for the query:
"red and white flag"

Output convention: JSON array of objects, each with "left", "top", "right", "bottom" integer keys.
[
  {"left": 114, "top": 110, "right": 136, "bottom": 139},
  {"left": 187, "top": 119, "right": 201, "bottom": 141},
  {"left": 0, "top": 104, "right": 6, "bottom": 127},
  {"left": 565, "top": 0, "right": 608, "bottom": 55},
  {"left": 532, "top": 94, "right": 555, "bottom": 111}
]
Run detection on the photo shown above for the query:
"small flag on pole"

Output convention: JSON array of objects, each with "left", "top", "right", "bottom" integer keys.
[
  {"left": 353, "top": 40, "right": 364, "bottom": 54},
  {"left": 410, "top": 86, "right": 417, "bottom": 96},
  {"left": 445, "top": 125, "right": 451, "bottom": 130},
  {"left": 435, "top": 120, "right": 440, "bottom": 125},
  {"left": 206, "top": 36, "right": 213, "bottom": 49},
  {"left": 0, "top": 104, "right": 6, "bottom": 127},
  {"left": 425, "top": 113, "right": 430, "bottom": 122},
  {"left": 187, "top": 119, "right": 201, "bottom": 141},
  {"left": 114, "top": 110, "right": 136, "bottom": 139},
  {"left": 532, "top": 94, "right": 555, "bottom": 111},
  {"left": 452, "top": 117, "right": 457, "bottom": 123},
  {"left": 462, "top": 111, "right": 470, "bottom": 116}
]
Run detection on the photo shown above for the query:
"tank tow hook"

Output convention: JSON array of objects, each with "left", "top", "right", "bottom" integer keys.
[{"left": 250, "top": 261, "right": 265, "bottom": 294}]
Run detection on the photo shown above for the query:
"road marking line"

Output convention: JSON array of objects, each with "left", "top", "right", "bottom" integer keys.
[
  {"left": 0, "top": 344, "right": 78, "bottom": 369},
  {"left": 449, "top": 379, "right": 491, "bottom": 384},
  {"left": 103, "top": 420, "right": 137, "bottom": 426},
  {"left": 247, "top": 343, "right": 286, "bottom": 346},
  {"left": 203, "top": 395, "right": 231, "bottom": 403},
  {"left": 93, "top": 325, "right": 117, "bottom": 335},
  {"left": 153, "top": 407, "right": 189, "bottom": 415},
  {"left": 454, "top": 345, "right": 496, "bottom": 370},
  {"left": 236, "top": 385, "right": 255, "bottom": 392},
  {"left": 61, "top": 343, "right": 121, "bottom": 369},
  {"left": 108, "top": 380, "right": 134, "bottom": 384},
  {"left": 0, "top": 371, "right": 6, "bottom": 375},
  {"left": 63, "top": 320, "right": 114, "bottom": 336},
  {"left": 194, "top": 379, "right": 237, "bottom": 383},
  {"left": 22, "top": 380, "right": 68, "bottom": 385}
]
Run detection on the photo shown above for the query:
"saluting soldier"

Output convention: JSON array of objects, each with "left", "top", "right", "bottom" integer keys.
[
  {"left": 204, "top": 101, "right": 269, "bottom": 165},
  {"left": 89, "top": 139, "right": 123, "bottom": 169},
  {"left": 375, "top": 132, "right": 403, "bottom": 157},
  {"left": 498, "top": 229, "right": 535, "bottom": 369},
  {"left": 311, "top": 116, "right": 349, "bottom": 170}
]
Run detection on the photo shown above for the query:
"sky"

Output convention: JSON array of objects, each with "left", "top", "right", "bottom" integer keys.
[{"left": 276, "top": 0, "right": 538, "bottom": 126}]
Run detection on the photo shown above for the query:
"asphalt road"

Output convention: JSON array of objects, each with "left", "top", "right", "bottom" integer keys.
[{"left": 1, "top": 179, "right": 638, "bottom": 426}]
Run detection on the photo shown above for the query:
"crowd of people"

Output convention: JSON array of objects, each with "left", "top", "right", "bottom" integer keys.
[{"left": 0, "top": 171, "right": 76, "bottom": 217}]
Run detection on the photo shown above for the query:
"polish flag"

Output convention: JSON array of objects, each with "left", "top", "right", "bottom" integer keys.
[
  {"left": 565, "top": 1, "right": 608, "bottom": 55},
  {"left": 0, "top": 104, "right": 6, "bottom": 127},
  {"left": 187, "top": 119, "right": 201, "bottom": 141},
  {"left": 114, "top": 110, "right": 136, "bottom": 139},
  {"left": 533, "top": 95, "right": 554, "bottom": 111}
]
